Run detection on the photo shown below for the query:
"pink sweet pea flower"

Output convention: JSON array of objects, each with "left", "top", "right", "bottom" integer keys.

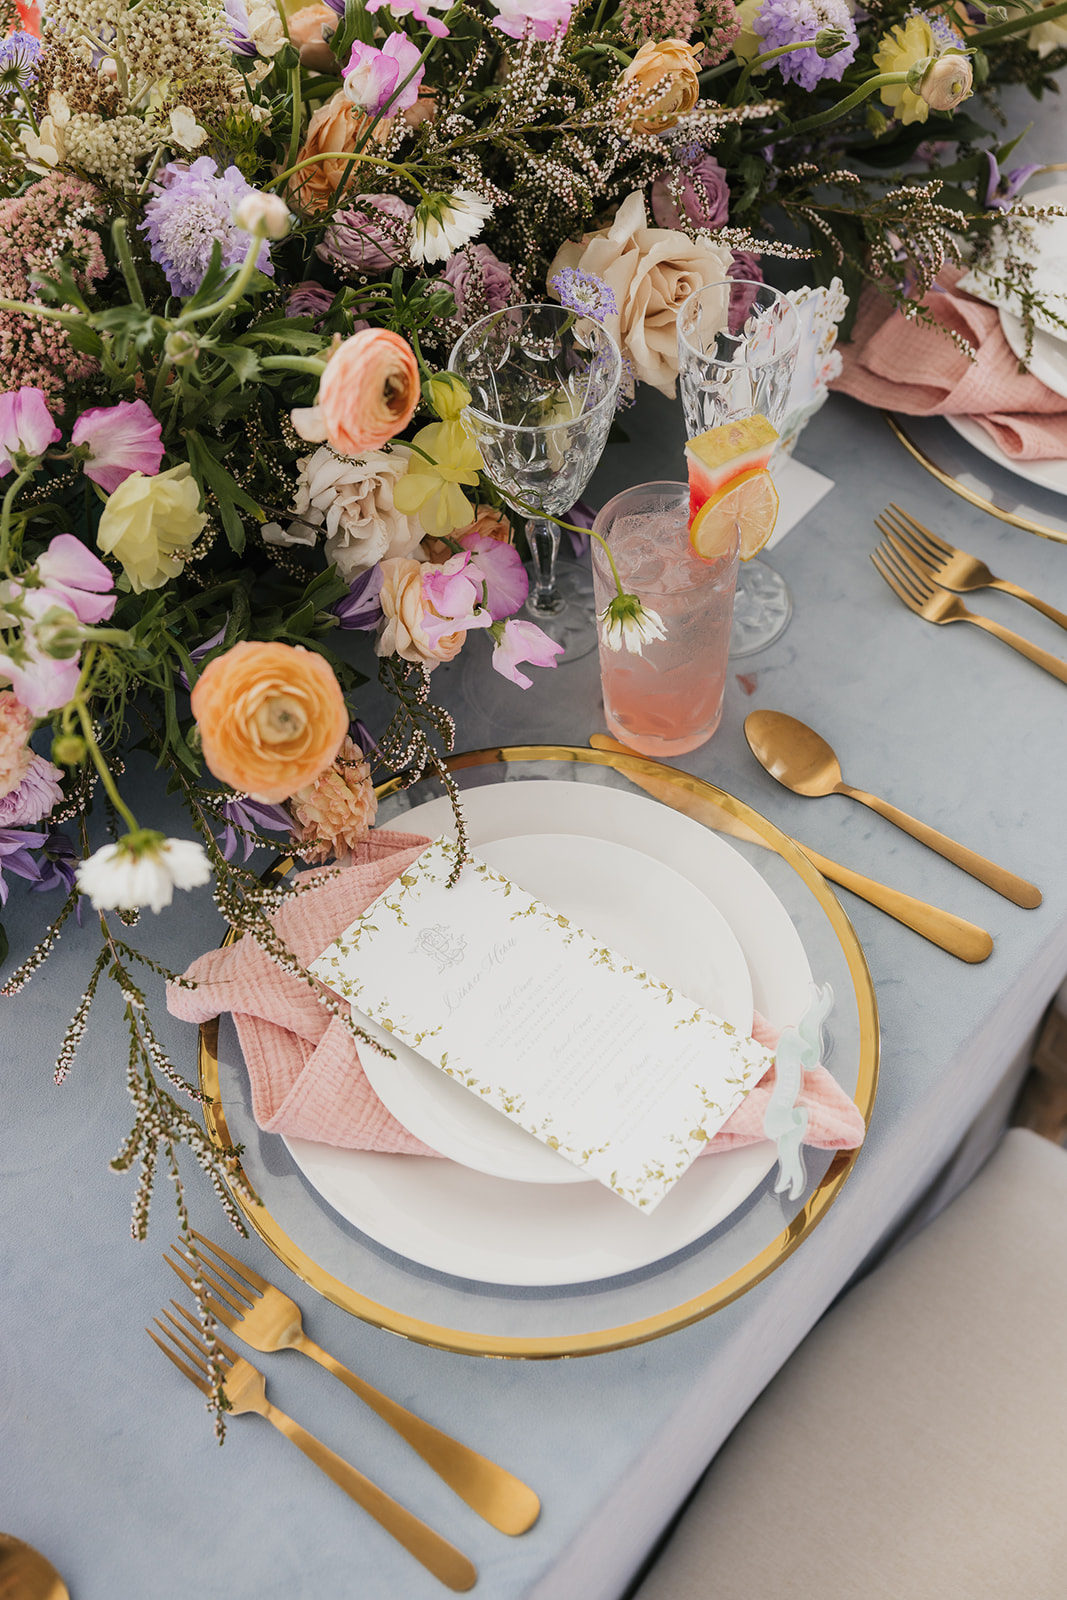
[
  {"left": 490, "top": 0, "right": 576, "bottom": 39},
  {"left": 0, "top": 387, "right": 61, "bottom": 476},
  {"left": 70, "top": 399, "right": 165, "bottom": 494},
  {"left": 491, "top": 618, "right": 564, "bottom": 688},
  {"left": 364, "top": 0, "right": 451, "bottom": 38},
  {"left": 420, "top": 552, "right": 493, "bottom": 647},
  {"left": 343, "top": 33, "right": 425, "bottom": 115},
  {"left": 0, "top": 637, "right": 81, "bottom": 716},
  {"left": 32, "top": 534, "right": 117, "bottom": 626},
  {"left": 459, "top": 532, "right": 528, "bottom": 621}
]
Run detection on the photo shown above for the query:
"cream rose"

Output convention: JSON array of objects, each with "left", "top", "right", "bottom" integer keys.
[
  {"left": 96, "top": 463, "right": 206, "bottom": 592},
  {"left": 620, "top": 39, "right": 702, "bottom": 134},
  {"left": 546, "top": 192, "right": 734, "bottom": 398},
  {"left": 290, "top": 444, "right": 425, "bottom": 578},
  {"left": 376, "top": 557, "right": 466, "bottom": 668}
]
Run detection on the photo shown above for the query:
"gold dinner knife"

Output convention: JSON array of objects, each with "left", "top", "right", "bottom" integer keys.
[{"left": 588, "top": 735, "right": 994, "bottom": 963}]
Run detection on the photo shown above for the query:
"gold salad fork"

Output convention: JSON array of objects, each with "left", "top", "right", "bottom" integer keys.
[
  {"left": 149, "top": 1309, "right": 477, "bottom": 1592},
  {"left": 879, "top": 505, "right": 1067, "bottom": 632},
  {"left": 167, "top": 1230, "right": 540, "bottom": 1537},
  {"left": 871, "top": 528, "right": 1067, "bottom": 687}
]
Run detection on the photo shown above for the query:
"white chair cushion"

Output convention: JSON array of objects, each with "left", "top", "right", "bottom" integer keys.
[{"left": 632, "top": 1128, "right": 1067, "bottom": 1600}]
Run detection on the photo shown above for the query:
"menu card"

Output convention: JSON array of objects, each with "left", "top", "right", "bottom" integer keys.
[{"left": 310, "top": 839, "right": 773, "bottom": 1211}]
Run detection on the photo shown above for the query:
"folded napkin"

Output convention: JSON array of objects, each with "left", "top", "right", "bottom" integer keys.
[
  {"left": 166, "top": 828, "right": 866, "bottom": 1160},
  {"left": 831, "top": 266, "right": 1067, "bottom": 461}
]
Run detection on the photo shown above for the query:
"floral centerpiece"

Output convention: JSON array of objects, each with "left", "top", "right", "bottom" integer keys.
[{"left": 0, "top": 0, "right": 1063, "bottom": 1279}]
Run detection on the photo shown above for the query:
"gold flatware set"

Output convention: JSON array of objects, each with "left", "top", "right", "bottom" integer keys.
[
  {"left": 872, "top": 505, "right": 1067, "bottom": 685},
  {"left": 152, "top": 1232, "right": 541, "bottom": 1589}
]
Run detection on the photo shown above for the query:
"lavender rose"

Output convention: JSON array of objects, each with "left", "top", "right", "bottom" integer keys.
[
  {"left": 650, "top": 154, "right": 731, "bottom": 231},
  {"left": 441, "top": 244, "right": 512, "bottom": 324},
  {"left": 317, "top": 195, "right": 414, "bottom": 274}
]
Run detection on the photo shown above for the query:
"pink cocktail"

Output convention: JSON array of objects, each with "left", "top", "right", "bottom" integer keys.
[{"left": 591, "top": 481, "right": 739, "bottom": 757}]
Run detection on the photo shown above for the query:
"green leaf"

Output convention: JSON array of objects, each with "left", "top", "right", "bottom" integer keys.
[
  {"left": 185, "top": 431, "right": 265, "bottom": 554},
  {"left": 213, "top": 343, "right": 263, "bottom": 386}
]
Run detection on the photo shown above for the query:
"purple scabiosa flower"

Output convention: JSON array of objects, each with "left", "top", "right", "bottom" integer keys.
[
  {"left": 0, "top": 30, "right": 41, "bottom": 93},
  {"left": 317, "top": 196, "right": 414, "bottom": 275},
  {"left": 548, "top": 267, "right": 617, "bottom": 324},
  {"left": 753, "top": 0, "right": 858, "bottom": 88},
  {"left": 218, "top": 795, "right": 292, "bottom": 861},
  {"left": 141, "top": 158, "right": 275, "bottom": 299},
  {"left": 332, "top": 564, "right": 385, "bottom": 630},
  {"left": 442, "top": 244, "right": 513, "bottom": 323},
  {"left": 651, "top": 153, "right": 731, "bottom": 231}
]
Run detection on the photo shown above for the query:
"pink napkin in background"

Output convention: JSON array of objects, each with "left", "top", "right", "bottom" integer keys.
[
  {"left": 830, "top": 265, "right": 1067, "bottom": 461},
  {"left": 166, "top": 827, "right": 866, "bottom": 1161}
]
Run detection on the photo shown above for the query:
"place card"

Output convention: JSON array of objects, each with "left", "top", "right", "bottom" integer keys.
[{"left": 310, "top": 839, "right": 774, "bottom": 1211}]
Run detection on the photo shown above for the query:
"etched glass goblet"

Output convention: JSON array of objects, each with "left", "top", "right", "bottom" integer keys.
[
  {"left": 677, "top": 280, "right": 801, "bottom": 657},
  {"left": 448, "top": 303, "right": 622, "bottom": 662}
]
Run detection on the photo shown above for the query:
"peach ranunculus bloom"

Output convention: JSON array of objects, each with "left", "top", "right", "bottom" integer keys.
[
  {"left": 190, "top": 640, "right": 348, "bottom": 803},
  {"left": 288, "top": 90, "right": 390, "bottom": 214},
  {"left": 422, "top": 503, "right": 511, "bottom": 563},
  {"left": 289, "top": 735, "right": 378, "bottom": 863},
  {"left": 620, "top": 39, "right": 702, "bottom": 135},
  {"left": 546, "top": 190, "right": 733, "bottom": 398},
  {"left": 0, "top": 690, "right": 34, "bottom": 799},
  {"left": 375, "top": 557, "right": 466, "bottom": 668},
  {"left": 287, "top": 3, "right": 338, "bottom": 71},
  {"left": 292, "top": 328, "right": 421, "bottom": 456}
]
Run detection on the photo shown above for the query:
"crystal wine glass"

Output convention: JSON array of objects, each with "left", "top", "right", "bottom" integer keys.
[
  {"left": 677, "top": 280, "right": 801, "bottom": 657},
  {"left": 448, "top": 303, "right": 622, "bottom": 662}
]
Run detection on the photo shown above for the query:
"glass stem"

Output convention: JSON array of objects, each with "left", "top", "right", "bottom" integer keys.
[{"left": 525, "top": 516, "right": 565, "bottom": 617}]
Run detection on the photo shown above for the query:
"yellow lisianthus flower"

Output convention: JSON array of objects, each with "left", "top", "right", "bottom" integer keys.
[
  {"left": 96, "top": 463, "right": 207, "bottom": 592},
  {"left": 874, "top": 14, "right": 936, "bottom": 124},
  {"left": 391, "top": 421, "right": 484, "bottom": 538}
]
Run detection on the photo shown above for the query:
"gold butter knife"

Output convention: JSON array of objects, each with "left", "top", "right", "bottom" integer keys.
[{"left": 588, "top": 735, "right": 994, "bottom": 964}]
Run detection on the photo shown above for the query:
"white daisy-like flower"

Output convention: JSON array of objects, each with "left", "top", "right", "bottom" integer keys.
[
  {"left": 410, "top": 190, "right": 493, "bottom": 267},
  {"left": 76, "top": 831, "right": 212, "bottom": 914},
  {"left": 598, "top": 593, "right": 668, "bottom": 656}
]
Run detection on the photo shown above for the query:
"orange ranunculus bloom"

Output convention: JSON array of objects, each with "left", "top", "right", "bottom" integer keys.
[
  {"left": 294, "top": 327, "right": 421, "bottom": 456},
  {"left": 190, "top": 641, "right": 348, "bottom": 803},
  {"left": 288, "top": 90, "right": 390, "bottom": 214},
  {"left": 621, "top": 39, "right": 702, "bottom": 134}
]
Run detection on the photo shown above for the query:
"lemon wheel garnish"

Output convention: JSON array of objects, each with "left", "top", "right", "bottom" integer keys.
[{"left": 688, "top": 469, "right": 780, "bottom": 563}]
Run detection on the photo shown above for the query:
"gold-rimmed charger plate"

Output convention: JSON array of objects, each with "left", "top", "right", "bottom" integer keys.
[
  {"left": 885, "top": 412, "right": 1067, "bottom": 544},
  {"left": 198, "top": 745, "right": 879, "bottom": 1359}
]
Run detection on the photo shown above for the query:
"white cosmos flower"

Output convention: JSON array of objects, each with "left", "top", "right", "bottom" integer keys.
[
  {"left": 76, "top": 831, "right": 212, "bottom": 913},
  {"left": 598, "top": 593, "right": 667, "bottom": 656},
  {"left": 410, "top": 190, "right": 493, "bottom": 267}
]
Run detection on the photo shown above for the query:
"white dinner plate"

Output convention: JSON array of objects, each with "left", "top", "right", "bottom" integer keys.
[
  {"left": 1000, "top": 306, "right": 1067, "bottom": 403},
  {"left": 944, "top": 414, "right": 1067, "bottom": 497},
  {"left": 351, "top": 831, "right": 754, "bottom": 1185},
  {"left": 282, "top": 782, "right": 816, "bottom": 1287}
]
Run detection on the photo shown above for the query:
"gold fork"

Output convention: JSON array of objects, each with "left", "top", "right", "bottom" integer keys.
[
  {"left": 167, "top": 1230, "right": 539, "bottom": 1537},
  {"left": 149, "top": 1308, "right": 477, "bottom": 1592},
  {"left": 880, "top": 505, "right": 1067, "bottom": 633},
  {"left": 871, "top": 531, "right": 1067, "bottom": 687}
]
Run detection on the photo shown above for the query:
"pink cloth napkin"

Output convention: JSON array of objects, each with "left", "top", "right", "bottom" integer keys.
[
  {"left": 831, "top": 267, "right": 1067, "bottom": 461},
  {"left": 166, "top": 828, "right": 866, "bottom": 1159}
]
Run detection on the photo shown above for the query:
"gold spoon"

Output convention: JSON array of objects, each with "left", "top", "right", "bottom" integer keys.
[
  {"left": 0, "top": 1535, "right": 70, "bottom": 1600},
  {"left": 744, "top": 710, "right": 1041, "bottom": 910}
]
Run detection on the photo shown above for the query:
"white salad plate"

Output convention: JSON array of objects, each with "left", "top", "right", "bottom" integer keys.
[
  {"left": 282, "top": 781, "right": 814, "bottom": 1287},
  {"left": 345, "top": 830, "right": 754, "bottom": 1186}
]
